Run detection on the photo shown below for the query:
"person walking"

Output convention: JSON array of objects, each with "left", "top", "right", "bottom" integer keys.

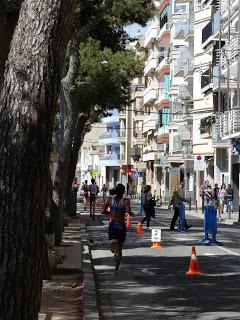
[
  {"left": 169, "top": 182, "right": 191, "bottom": 231},
  {"left": 213, "top": 183, "right": 220, "bottom": 209},
  {"left": 142, "top": 185, "right": 156, "bottom": 229},
  {"left": 101, "top": 184, "right": 108, "bottom": 205},
  {"left": 218, "top": 183, "right": 227, "bottom": 221},
  {"left": 81, "top": 180, "right": 89, "bottom": 211},
  {"left": 102, "top": 184, "right": 133, "bottom": 275},
  {"left": 89, "top": 178, "right": 99, "bottom": 220},
  {"left": 226, "top": 184, "right": 234, "bottom": 219}
]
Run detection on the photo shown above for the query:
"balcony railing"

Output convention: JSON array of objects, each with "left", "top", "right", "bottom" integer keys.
[
  {"left": 157, "top": 22, "right": 170, "bottom": 41},
  {"left": 173, "top": 18, "right": 184, "bottom": 39},
  {"left": 183, "top": 60, "right": 193, "bottom": 78},
  {"left": 144, "top": 52, "right": 159, "bottom": 75},
  {"left": 155, "top": 125, "right": 169, "bottom": 136},
  {"left": 144, "top": 23, "right": 159, "bottom": 48},
  {"left": 220, "top": 37, "right": 240, "bottom": 70},
  {"left": 143, "top": 83, "right": 158, "bottom": 105},
  {"left": 217, "top": 109, "right": 240, "bottom": 138},
  {"left": 184, "top": 21, "right": 193, "bottom": 39}
]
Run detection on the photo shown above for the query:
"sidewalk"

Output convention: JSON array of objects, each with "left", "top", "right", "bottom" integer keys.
[{"left": 39, "top": 218, "right": 84, "bottom": 320}]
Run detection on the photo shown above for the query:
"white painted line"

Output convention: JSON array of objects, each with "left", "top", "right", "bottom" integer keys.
[{"left": 217, "top": 246, "right": 240, "bottom": 256}]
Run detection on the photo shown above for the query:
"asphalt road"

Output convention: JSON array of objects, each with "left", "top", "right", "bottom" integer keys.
[{"left": 80, "top": 201, "right": 240, "bottom": 320}]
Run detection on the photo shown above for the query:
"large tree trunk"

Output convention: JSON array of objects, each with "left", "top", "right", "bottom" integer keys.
[
  {"left": 0, "top": 0, "right": 76, "bottom": 319},
  {"left": 65, "top": 115, "right": 88, "bottom": 216},
  {"left": 52, "top": 8, "right": 110, "bottom": 227},
  {"left": 0, "top": 12, "right": 19, "bottom": 91}
]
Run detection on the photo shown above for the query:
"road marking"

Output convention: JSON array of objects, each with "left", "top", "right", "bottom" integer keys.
[{"left": 217, "top": 246, "right": 240, "bottom": 256}]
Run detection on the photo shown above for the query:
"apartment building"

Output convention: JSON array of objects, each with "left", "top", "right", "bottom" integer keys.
[
  {"left": 141, "top": 0, "right": 171, "bottom": 201},
  {"left": 168, "top": 0, "right": 195, "bottom": 200}
]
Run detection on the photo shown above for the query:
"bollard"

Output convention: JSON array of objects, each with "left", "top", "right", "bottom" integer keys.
[
  {"left": 195, "top": 200, "right": 198, "bottom": 213},
  {"left": 197, "top": 204, "right": 221, "bottom": 245}
]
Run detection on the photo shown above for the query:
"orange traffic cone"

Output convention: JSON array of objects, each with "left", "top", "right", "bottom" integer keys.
[
  {"left": 151, "top": 241, "right": 162, "bottom": 248},
  {"left": 136, "top": 222, "right": 143, "bottom": 234},
  {"left": 185, "top": 246, "right": 204, "bottom": 275},
  {"left": 126, "top": 214, "right": 132, "bottom": 229}
]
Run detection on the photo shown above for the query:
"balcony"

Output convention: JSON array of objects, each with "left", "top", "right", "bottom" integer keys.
[
  {"left": 183, "top": 60, "right": 193, "bottom": 80},
  {"left": 173, "top": 57, "right": 184, "bottom": 77},
  {"left": 142, "top": 144, "right": 158, "bottom": 161},
  {"left": 144, "top": 23, "right": 159, "bottom": 48},
  {"left": 119, "top": 111, "right": 126, "bottom": 119},
  {"left": 156, "top": 56, "right": 170, "bottom": 78},
  {"left": 179, "top": 84, "right": 193, "bottom": 100},
  {"left": 144, "top": 52, "right": 160, "bottom": 76},
  {"left": 178, "top": 124, "right": 191, "bottom": 141},
  {"left": 157, "top": 23, "right": 170, "bottom": 47},
  {"left": 217, "top": 109, "right": 240, "bottom": 140},
  {"left": 99, "top": 152, "right": 121, "bottom": 166},
  {"left": 102, "top": 114, "right": 119, "bottom": 124},
  {"left": 143, "top": 83, "right": 158, "bottom": 106},
  {"left": 154, "top": 125, "right": 169, "bottom": 137},
  {"left": 133, "top": 111, "right": 145, "bottom": 122},
  {"left": 173, "top": 18, "right": 185, "bottom": 39},
  {"left": 212, "top": 123, "right": 231, "bottom": 147},
  {"left": 154, "top": 153, "right": 169, "bottom": 166},
  {"left": 98, "top": 130, "right": 120, "bottom": 145},
  {"left": 119, "top": 129, "right": 126, "bottom": 142},
  {"left": 172, "top": 135, "right": 182, "bottom": 153},
  {"left": 130, "top": 146, "right": 142, "bottom": 161},
  {"left": 221, "top": 0, "right": 239, "bottom": 19},
  {"left": 220, "top": 37, "right": 239, "bottom": 75},
  {"left": 143, "top": 112, "right": 158, "bottom": 133},
  {"left": 184, "top": 21, "right": 193, "bottom": 40},
  {"left": 133, "top": 131, "right": 145, "bottom": 146},
  {"left": 155, "top": 87, "right": 169, "bottom": 107}
]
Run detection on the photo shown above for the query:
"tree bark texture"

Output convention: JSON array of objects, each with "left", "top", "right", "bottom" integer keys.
[
  {"left": 0, "top": 12, "right": 19, "bottom": 91},
  {"left": 0, "top": 0, "right": 77, "bottom": 319},
  {"left": 65, "top": 115, "right": 87, "bottom": 216}
]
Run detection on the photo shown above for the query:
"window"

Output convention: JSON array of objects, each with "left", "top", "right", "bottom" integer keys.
[{"left": 174, "top": 3, "right": 187, "bottom": 13}]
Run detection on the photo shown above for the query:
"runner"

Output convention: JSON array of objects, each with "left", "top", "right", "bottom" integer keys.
[
  {"left": 89, "top": 178, "right": 99, "bottom": 220},
  {"left": 81, "top": 180, "right": 89, "bottom": 211},
  {"left": 102, "top": 184, "right": 133, "bottom": 275}
]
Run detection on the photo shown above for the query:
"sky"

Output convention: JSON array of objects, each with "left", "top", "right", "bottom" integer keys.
[{"left": 124, "top": 23, "right": 148, "bottom": 38}]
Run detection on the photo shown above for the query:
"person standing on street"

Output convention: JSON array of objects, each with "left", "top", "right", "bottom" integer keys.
[
  {"left": 102, "top": 184, "right": 133, "bottom": 275},
  {"left": 169, "top": 182, "right": 191, "bottom": 231},
  {"left": 89, "top": 178, "right": 99, "bottom": 220},
  {"left": 101, "top": 184, "right": 108, "bottom": 205},
  {"left": 218, "top": 183, "right": 227, "bottom": 221},
  {"left": 226, "top": 184, "right": 234, "bottom": 219},
  {"left": 81, "top": 180, "right": 89, "bottom": 211},
  {"left": 213, "top": 183, "right": 220, "bottom": 209},
  {"left": 142, "top": 185, "right": 155, "bottom": 229}
]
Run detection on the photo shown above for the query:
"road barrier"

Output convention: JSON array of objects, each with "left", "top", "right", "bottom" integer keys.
[{"left": 198, "top": 204, "right": 221, "bottom": 245}]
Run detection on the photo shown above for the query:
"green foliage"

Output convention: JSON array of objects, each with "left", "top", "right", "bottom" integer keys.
[
  {"left": 76, "top": 37, "right": 143, "bottom": 114},
  {"left": 108, "top": 0, "right": 154, "bottom": 25}
]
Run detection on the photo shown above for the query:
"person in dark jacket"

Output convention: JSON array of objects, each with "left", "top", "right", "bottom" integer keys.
[{"left": 142, "top": 185, "right": 155, "bottom": 229}]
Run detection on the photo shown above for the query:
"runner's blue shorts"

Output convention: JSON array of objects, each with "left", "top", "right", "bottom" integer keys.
[{"left": 108, "top": 220, "right": 126, "bottom": 246}]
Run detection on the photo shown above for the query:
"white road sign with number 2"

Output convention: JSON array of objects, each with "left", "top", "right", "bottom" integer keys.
[{"left": 151, "top": 229, "right": 161, "bottom": 243}]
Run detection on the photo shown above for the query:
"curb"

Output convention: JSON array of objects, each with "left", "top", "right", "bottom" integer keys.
[{"left": 81, "top": 223, "right": 100, "bottom": 320}]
